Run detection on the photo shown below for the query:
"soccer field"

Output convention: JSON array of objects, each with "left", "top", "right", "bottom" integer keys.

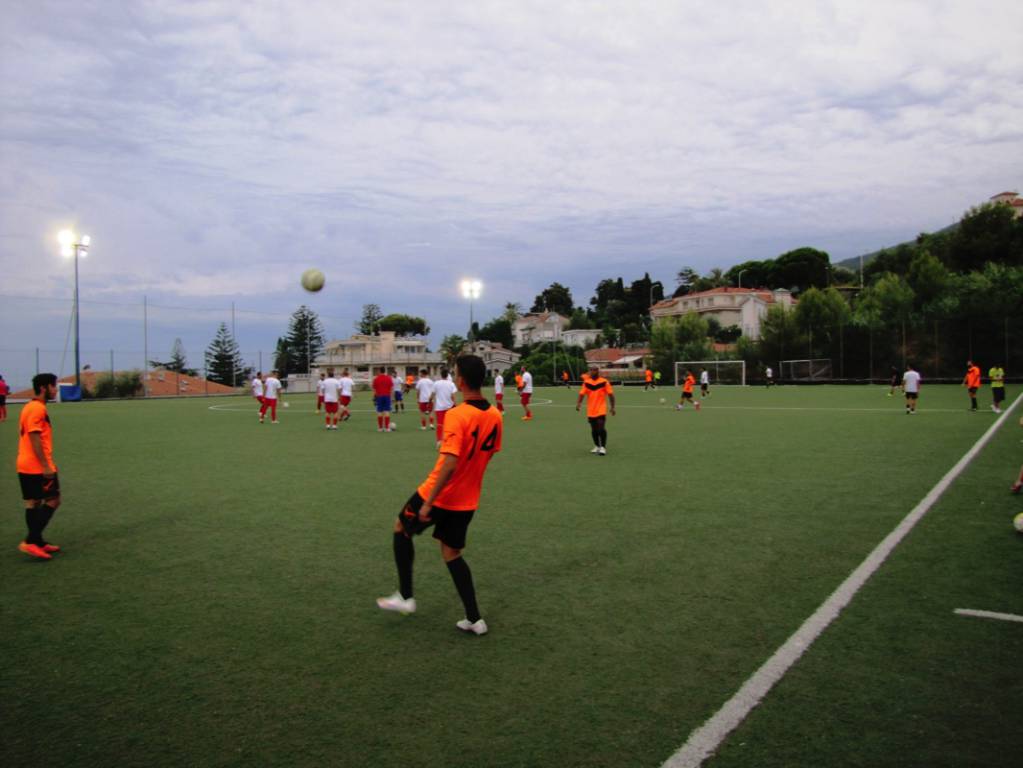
[{"left": 2, "top": 385, "right": 1021, "bottom": 768}]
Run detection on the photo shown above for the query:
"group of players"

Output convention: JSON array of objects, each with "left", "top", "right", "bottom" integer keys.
[{"left": 890, "top": 359, "right": 1007, "bottom": 415}]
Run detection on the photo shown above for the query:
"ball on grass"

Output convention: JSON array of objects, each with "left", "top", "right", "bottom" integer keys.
[
  {"left": 659, "top": 397, "right": 666, "bottom": 404},
  {"left": 301, "top": 268, "right": 325, "bottom": 292},
  {"left": 1014, "top": 511, "right": 1023, "bottom": 533},
  {"left": 282, "top": 402, "right": 290, "bottom": 409}
]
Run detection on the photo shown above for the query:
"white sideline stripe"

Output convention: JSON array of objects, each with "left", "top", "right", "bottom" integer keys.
[
  {"left": 545, "top": 403, "right": 966, "bottom": 413},
  {"left": 954, "top": 609, "right": 1023, "bottom": 624},
  {"left": 207, "top": 397, "right": 555, "bottom": 413},
  {"left": 662, "top": 392, "right": 1023, "bottom": 768}
]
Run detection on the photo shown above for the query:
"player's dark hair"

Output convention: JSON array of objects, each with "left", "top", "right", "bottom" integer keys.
[
  {"left": 420, "top": 369, "right": 428, "bottom": 375},
  {"left": 456, "top": 355, "right": 486, "bottom": 390},
  {"left": 32, "top": 373, "right": 57, "bottom": 394},
  {"left": 440, "top": 366, "right": 449, "bottom": 379}
]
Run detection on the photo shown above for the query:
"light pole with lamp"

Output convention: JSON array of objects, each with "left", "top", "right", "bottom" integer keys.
[
  {"left": 58, "top": 229, "right": 90, "bottom": 388},
  {"left": 461, "top": 279, "right": 482, "bottom": 342},
  {"left": 737, "top": 269, "right": 748, "bottom": 289}
]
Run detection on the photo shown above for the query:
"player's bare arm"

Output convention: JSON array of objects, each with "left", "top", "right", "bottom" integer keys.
[
  {"left": 609, "top": 394, "right": 616, "bottom": 416},
  {"left": 29, "top": 432, "right": 54, "bottom": 477}
]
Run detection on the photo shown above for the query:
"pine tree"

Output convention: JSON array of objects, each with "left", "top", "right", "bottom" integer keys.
[
  {"left": 285, "top": 306, "right": 325, "bottom": 374},
  {"left": 205, "top": 323, "right": 245, "bottom": 385},
  {"left": 273, "top": 337, "right": 290, "bottom": 374}
]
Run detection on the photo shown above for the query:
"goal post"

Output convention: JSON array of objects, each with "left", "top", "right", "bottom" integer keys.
[
  {"left": 780, "top": 358, "right": 832, "bottom": 381},
  {"left": 674, "top": 360, "right": 746, "bottom": 387}
]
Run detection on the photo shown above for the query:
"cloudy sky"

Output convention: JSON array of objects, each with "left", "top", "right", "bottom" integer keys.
[{"left": 1, "top": 1, "right": 1021, "bottom": 385}]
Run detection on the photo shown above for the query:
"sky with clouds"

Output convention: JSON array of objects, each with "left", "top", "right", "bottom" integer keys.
[{"left": 1, "top": 0, "right": 1021, "bottom": 385}]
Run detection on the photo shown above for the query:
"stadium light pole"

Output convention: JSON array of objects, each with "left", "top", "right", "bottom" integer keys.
[
  {"left": 59, "top": 229, "right": 90, "bottom": 388},
  {"left": 461, "top": 279, "right": 482, "bottom": 342},
  {"left": 737, "top": 269, "right": 748, "bottom": 289}
]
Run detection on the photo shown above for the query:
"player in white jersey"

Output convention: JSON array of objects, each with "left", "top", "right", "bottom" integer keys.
[
  {"left": 519, "top": 366, "right": 533, "bottom": 421},
  {"left": 251, "top": 372, "right": 265, "bottom": 411},
  {"left": 699, "top": 367, "right": 710, "bottom": 397},
  {"left": 260, "top": 370, "right": 283, "bottom": 423},
  {"left": 316, "top": 373, "right": 326, "bottom": 412},
  {"left": 321, "top": 370, "right": 342, "bottom": 429},
  {"left": 901, "top": 364, "right": 921, "bottom": 415},
  {"left": 338, "top": 369, "right": 355, "bottom": 422},
  {"left": 431, "top": 366, "right": 458, "bottom": 446},
  {"left": 415, "top": 370, "right": 435, "bottom": 430},
  {"left": 390, "top": 368, "right": 405, "bottom": 413},
  {"left": 493, "top": 372, "right": 504, "bottom": 412}
]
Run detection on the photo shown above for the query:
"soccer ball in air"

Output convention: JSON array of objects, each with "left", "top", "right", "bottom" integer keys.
[
  {"left": 301, "top": 268, "right": 325, "bottom": 292},
  {"left": 1014, "top": 512, "right": 1023, "bottom": 533}
]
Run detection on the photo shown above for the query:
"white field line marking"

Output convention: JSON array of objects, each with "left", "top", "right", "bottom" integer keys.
[
  {"left": 544, "top": 403, "right": 966, "bottom": 413},
  {"left": 663, "top": 391, "right": 1023, "bottom": 768},
  {"left": 954, "top": 609, "right": 1023, "bottom": 624},
  {"left": 207, "top": 398, "right": 555, "bottom": 414}
]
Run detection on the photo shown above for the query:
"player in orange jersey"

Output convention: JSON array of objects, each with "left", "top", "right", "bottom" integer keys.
[
  {"left": 377, "top": 355, "right": 502, "bottom": 635},
  {"left": 16, "top": 373, "right": 62, "bottom": 560},
  {"left": 676, "top": 369, "right": 701, "bottom": 411},
  {"left": 577, "top": 364, "right": 615, "bottom": 455},
  {"left": 963, "top": 360, "right": 982, "bottom": 412},
  {"left": 644, "top": 367, "right": 654, "bottom": 390}
]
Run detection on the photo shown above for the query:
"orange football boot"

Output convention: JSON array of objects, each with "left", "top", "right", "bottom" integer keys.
[{"left": 18, "top": 541, "right": 52, "bottom": 560}]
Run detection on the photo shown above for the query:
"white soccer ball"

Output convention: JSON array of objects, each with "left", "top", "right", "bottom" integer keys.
[
  {"left": 1014, "top": 512, "right": 1023, "bottom": 533},
  {"left": 659, "top": 397, "right": 666, "bottom": 404},
  {"left": 301, "top": 268, "right": 325, "bottom": 292},
  {"left": 282, "top": 401, "right": 290, "bottom": 408}
]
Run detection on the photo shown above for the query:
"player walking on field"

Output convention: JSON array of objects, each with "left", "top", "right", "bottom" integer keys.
[
  {"left": 338, "top": 369, "right": 355, "bottom": 422},
  {"left": 493, "top": 371, "right": 504, "bottom": 412},
  {"left": 251, "top": 372, "right": 264, "bottom": 410},
  {"left": 0, "top": 374, "right": 9, "bottom": 422},
  {"left": 316, "top": 372, "right": 326, "bottom": 413},
  {"left": 377, "top": 355, "right": 502, "bottom": 636},
  {"left": 700, "top": 367, "right": 710, "bottom": 397},
  {"left": 963, "top": 360, "right": 982, "bottom": 412},
  {"left": 260, "top": 371, "right": 283, "bottom": 423},
  {"left": 16, "top": 373, "right": 62, "bottom": 560},
  {"left": 676, "top": 369, "right": 701, "bottom": 411},
  {"left": 372, "top": 367, "right": 395, "bottom": 432},
  {"left": 519, "top": 366, "right": 533, "bottom": 421},
  {"left": 390, "top": 368, "right": 405, "bottom": 413},
  {"left": 577, "top": 364, "right": 615, "bottom": 455},
  {"left": 321, "top": 369, "right": 342, "bottom": 429},
  {"left": 415, "top": 370, "right": 435, "bottom": 430},
  {"left": 644, "top": 367, "right": 654, "bottom": 390},
  {"left": 902, "top": 364, "right": 921, "bottom": 414},
  {"left": 989, "top": 363, "right": 1006, "bottom": 414},
  {"left": 432, "top": 367, "right": 458, "bottom": 448}
]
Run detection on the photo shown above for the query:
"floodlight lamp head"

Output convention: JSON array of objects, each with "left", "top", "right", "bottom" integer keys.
[
  {"left": 81, "top": 234, "right": 91, "bottom": 246},
  {"left": 61, "top": 245, "right": 74, "bottom": 258},
  {"left": 58, "top": 229, "right": 75, "bottom": 246}
]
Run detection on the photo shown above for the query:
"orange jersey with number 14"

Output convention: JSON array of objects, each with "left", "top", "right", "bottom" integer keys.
[{"left": 418, "top": 400, "right": 503, "bottom": 511}]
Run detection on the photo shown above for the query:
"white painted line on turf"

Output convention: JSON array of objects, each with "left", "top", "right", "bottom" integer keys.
[
  {"left": 954, "top": 609, "right": 1023, "bottom": 624},
  {"left": 662, "top": 392, "right": 1023, "bottom": 768}
]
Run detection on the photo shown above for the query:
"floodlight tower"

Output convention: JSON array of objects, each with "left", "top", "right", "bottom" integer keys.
[
  {"left": 58, "top": 229, "right": 91, "bottom": 387},
  {"left": 461, "top": 279, "right": 482, "bottom": 341}
]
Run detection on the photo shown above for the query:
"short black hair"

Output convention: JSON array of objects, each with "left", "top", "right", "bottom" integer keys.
[
  {"left": 33, "top": 373, "right": 57, "bottom": 394},
  {"left": 456, "top": 355, "right": 486, "bottom": 390},
  {"left": 440, "top": 366, "right": 449, "bottom": 379}
]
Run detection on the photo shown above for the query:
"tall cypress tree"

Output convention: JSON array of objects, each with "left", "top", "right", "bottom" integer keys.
[
  {"left": 285, "top": 305, "right": 325, "bottom": 374},
  {"left": 205, "top": 323, "right": 244, "bottom": 385}
]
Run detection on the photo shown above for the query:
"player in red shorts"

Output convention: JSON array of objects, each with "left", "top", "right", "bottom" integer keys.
[
  {"left": 338, "top": 368, "right": 355, "bottom": 422},
  {"left": 519, "top": 365, "right": 533, "bottom": 421},
  {"left": 415, "top": 369, "right": 435, "bottom": 430},
  {"left": 316, "top": 372, "right": 326, "bottom": 412},
  {"left": 251, "top": 372, "right": 265, "bottom": 411},
  {"left": 432, "top": 366, "right": 458, "bottom": 448},
  {"left": 493, "top": 371, "right": 504, "bottom": 412},
  {"left": 321, "top": 369, "right": 342, "bottom": 429}
]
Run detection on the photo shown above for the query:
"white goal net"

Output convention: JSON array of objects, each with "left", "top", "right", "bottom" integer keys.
[
  {"left": 674, "top": 360, "right": 746, "bottom": 387},
  {"left": 780, "top": 358, "right": 832, "bottom": 381}
]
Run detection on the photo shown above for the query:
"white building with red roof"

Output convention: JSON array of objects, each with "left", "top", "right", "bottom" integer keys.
[
  {"left": 649, "top": 287, "right": 794, "bottom": 341},
  {"left": 989, "top": 191, "right": 1023, "bottom": 218},
  {"left": 512, "top": 312, "right": 570, "bottom": 347}
]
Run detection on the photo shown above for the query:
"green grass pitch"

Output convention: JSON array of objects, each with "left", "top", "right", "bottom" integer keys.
[{"left": 2, "top": 384, "right": 1021, "bottom": 767}]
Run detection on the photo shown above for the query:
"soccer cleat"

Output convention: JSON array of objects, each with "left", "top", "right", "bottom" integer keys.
[
  {"left": 259, "top": 417, "right": 264, "bottom": 423},
  {"left": 272, "top": 420, "right": 279, "bottom": 424},
  {"left": 456, "top": 618, "right": 488, "bottom": 635},
  {"left": 694, "top": 401, "right": 701, "bottom": 411},
  {"left": 42, "top": 543, "right": 60, "bottom": 553},
  {"left": 376, "top": 592, "right": 416, "bottom": 615},
  {"left": 18, "top": 541, "right": 52, "bottom": 560},
  {"left": 598, "top": 446, "right": 607, "bottom": 455},
  {"left": 590, "top": 446, "right": 600, "bottom": 454},
  {"left": 1011, "top": 481, "right": 1022, "bottom": 495}
]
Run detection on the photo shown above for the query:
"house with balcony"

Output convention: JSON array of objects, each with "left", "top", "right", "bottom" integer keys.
[
  {"left": 512, "top": 312, "right": 569, "bottom": 347},
  {"left": 462, "top": 340, "right": 521, "bottom": 378},
  {"left": 311, "top": 331, "right": 443, "bottom": 386},
  {"left": 649, "top": 287, "right": 794, "bottom": 340}
]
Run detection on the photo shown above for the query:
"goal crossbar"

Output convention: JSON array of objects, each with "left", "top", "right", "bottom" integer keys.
[
  {"left": 674, "top": 360, "right": 746, "bottom": 387},
  {"left": 780, "top": 358, "right": 832, "bottom": 381}
]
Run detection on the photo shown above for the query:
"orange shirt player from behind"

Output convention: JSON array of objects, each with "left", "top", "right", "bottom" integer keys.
[
  {"left": 377, "top": 354, "right": 502, "bottom": 636},
  {"left": 16, "top": 373, "right": 62, "bottom": 560}
]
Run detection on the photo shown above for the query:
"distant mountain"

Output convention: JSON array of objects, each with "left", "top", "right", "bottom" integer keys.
[{"left": 836, "top": 222, "right": 959, "bottom": 272}]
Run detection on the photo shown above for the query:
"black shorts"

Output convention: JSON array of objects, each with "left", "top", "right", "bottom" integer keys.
[
  {"left": 587, "top": 415, "right": 606, "bottom": 426},
  {"left": 682, "top": 392, "right": 693, "bottom": 400},
  {"left": 0, "top": 395, "right": 6, "bottom": 406},
  {"left": 968, "top": 387, "right": 978, "bottom": 396},
  {"left": 398, "top": 492, "right": 474, "bottom": 550},
  {"left": 905, "top": 392, "right": 918, "bottom": 400},
  {"left": 993, "top": 387, "right": 1005, "bottom": 403},
  {"left": 19, "top": 472, "right": 60, "bottom": 501}
]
